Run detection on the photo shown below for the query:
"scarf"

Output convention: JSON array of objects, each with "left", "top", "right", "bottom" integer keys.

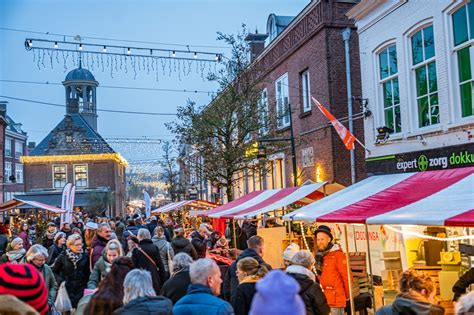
[
  {"left": 65, "top": 248, "right": 83, "bottom": 267},
  {"left": 315, "top": 242, "right": 334, "bottom": 275},
  {"left": 104, "top": 260, "right": 112, "bottom": 274},
  {"left": 240, "top": 275, "right": 261, "bottom": 284},
  {"left": 6, "top": 248, "right": 26, "bottom": 263},
  {"left": 286, "top": 264, "right": 316, "bottom": 282}
]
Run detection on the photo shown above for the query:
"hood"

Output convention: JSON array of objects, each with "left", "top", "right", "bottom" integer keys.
[
  {"left": 237, "top": 248, "right": 263, "bottom": 263},
  {"left": 152, "top": 235, "right": 166, "bottom": 242},
  {"left": 119, "top": 296, "right": 171, "bottom": 312},
  {"left": 392, "top": 296, "right": 444, "bottom": 315},
  {"left": 287, "top": 272, "right": 314, "bottom": 294},
  {"left": 187, "top": 283, "right": 214, "bottom": 296},
  {"left": 172, "top": 236, "right": 191, "bottom": 249}
]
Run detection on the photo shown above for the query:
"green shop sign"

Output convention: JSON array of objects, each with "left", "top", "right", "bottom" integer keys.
[{"left": 366, "top": 143, "right": 474, "bottom": 174}]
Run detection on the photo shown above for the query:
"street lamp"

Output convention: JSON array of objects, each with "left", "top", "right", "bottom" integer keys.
[{"left": 257, "top": 103, "right": 298, "bottom": 187}]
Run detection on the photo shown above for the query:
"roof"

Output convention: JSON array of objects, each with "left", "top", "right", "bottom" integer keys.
[
  {"left": 29, "top": 113, "right": 114, "bottom": 156},
  {"left": 5, "top": 115, "right": 27, "bottom": 136},
  {"left": 65, "top": 67, "right": 97, "bottom": 82}
]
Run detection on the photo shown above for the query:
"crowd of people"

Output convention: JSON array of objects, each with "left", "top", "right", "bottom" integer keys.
[{"left": 0, "top": 214, "right": 473, "bottom": 315}]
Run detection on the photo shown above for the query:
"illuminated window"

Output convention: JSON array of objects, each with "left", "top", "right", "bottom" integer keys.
[
  {"left": 74, "top": 164, "right": 88, "bottom": 188},
  {"left": 53, "top": 165, "right": 67, "bottom": 189}
]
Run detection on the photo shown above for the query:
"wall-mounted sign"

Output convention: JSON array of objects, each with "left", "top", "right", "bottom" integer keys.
[
  {"left": 366, "top": 143, "right": 474, "bottom": 175},
  {"left": 302, "top": 147, "right": 314, "bottom": 168}
]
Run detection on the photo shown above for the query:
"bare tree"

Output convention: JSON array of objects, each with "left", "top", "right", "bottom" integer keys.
[{"left": 159, "top": 141, "right": 179, "bottom": 201}]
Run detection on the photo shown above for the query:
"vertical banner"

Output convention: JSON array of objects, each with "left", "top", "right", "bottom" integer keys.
[
  {"left": 144, "top": 190, "right": 151, "bottom": 219},
  {"left": 65, "top": 185, "right": 76, "bottom": 224},
  {"left": 60, "top": 183, "right": 72, "bottom": 226}
]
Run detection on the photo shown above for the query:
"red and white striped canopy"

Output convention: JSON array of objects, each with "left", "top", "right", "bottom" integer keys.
[
  {"left": 0, "top": 198, "right": 65, "bottom": 213},
  {"left": 196, "top": 182, "right": 329, "bottom": 219},
  {"left": 284, "top": 167, "right": 474, "bottom": 227},
  {"left": 152, "top": 199, "right": 216, "bottom": 214}
]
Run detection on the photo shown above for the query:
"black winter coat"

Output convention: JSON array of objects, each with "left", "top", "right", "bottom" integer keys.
[
  {"left": 453, "top": 267, "right": 474, "bottom": 301},
  {"left": 171, "top": 236, "right": 197, "bottom": 260},
  {"left": 52, "top": 251, "right": 90, "bottom": 308},
  {"left": 47, "top": 244, "right": 65, "bottom": 266},
  {"left": 0, "top": 234, "right": 8, "bottom": 255},
  {"left": 242, "top": 222, "right": 257, "bottom": 239},
  {"left": 113, "top": 296, "right": 173, "bottom": 315},
  {"left": 223, "top": 248, "right": 271, "bottom": 301},
  {"left": 190, "top": 231, "right": 207, "bottom": 259},
  {"left": 160, "top": 269, "right": 191, "bottom": 304},
  {"left": 287, "top": 273, "right": 330, "bottom": 315},
  {"left": 231, "top": 281, "right": 257, "bottom": 315},
  {"left": 132, "top": 239, "right": 166, "bottom": 294}
]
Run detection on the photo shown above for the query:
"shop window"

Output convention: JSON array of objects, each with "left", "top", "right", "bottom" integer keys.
[
  {"left": 74, "top": 164, "right": 88, "bottom": 188},
  {"left": 15, "top": 163, "right": 23, "bottom": 184},
  {"left": 301, "top": 70, "right": 311, "bottom": 113},
  {"left": 453, "top": 2, "right": 474, "bottom": 117},
  {"left": 378, "top": 45, "right": 401, "bottom": 133},
  {"left": 259, "top": 89, "right": 269, "bottom": 136},
  {"left": 4, "top": 162, "right": 12, "bottom": 182},
  {"left": 53, "top": 165, "right": 67, "bottom": 189},
  {"left": 5, "top": 138, "right": 11, "bottom": 157},
  {"left": 276, "top": 74, "right": 290, "bottom": 128},
  {"left": 411, "top": 25, "right": 439, "bottom": 127},
  {"left": 15, "top": 141, "right": 23, "bottom": 159}
]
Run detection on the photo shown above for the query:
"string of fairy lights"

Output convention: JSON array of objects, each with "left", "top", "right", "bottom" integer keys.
[{"left": 25, "top": 38, "right": 224, "bottom": 81}]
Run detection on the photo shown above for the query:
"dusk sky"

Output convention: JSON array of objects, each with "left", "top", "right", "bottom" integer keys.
[{"left": 0, "top": 0, "right": 308, "bottom": 163}]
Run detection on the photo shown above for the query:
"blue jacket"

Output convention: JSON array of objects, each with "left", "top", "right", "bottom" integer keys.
[{"left": 173, "top": 284, "right": 234, "bottom": 315}]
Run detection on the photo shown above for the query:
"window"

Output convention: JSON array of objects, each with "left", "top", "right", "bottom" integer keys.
[
  {"left": 74, "top": 164, "right": 88, "bottom": 188},
  {"left": 259, "top": 89, "right": 269, "bottom": 135},
  {"left": 301, "top": 70, "right": 311, "bottom": 112},
  {"left": 378, "top": 45, "right": 401, "bottom": 133},
  {"left": 4, "top": 162, "right": 12, "bottom": 182},
  {"left": 15, "top": 141, "right": 23, "bottom": 159},
  {"left": 5, "top": 138, "right": 11, "bottom": 157},
  {"left": 276, "top": 74, "right": 290, "bottom": 128},
  {"left": 453, "top": 2, "right": 474, "bottom": 117},
  {"left": 15, "top": 164, "right": 23, "bottom": 184},
  {"left": 53, "top": 165, "right": 67, "bottom": 189},
  {"left": 411, "top": 25, "right": 439, "bottom": 127}
]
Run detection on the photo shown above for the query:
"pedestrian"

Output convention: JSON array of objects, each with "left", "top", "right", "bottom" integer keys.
[
  {"left": 173, "top": 258, "right": 234, "bottom": 315},
  {"left": 152, "top": 225, "right": 174, "bottom": 279},
  {"left": 47, "top": 231, "right": 66, "bottom": 266},
  {"left": 126, "top": 235, "right": 139, "bottom": 257},
  {"left": 0, "top": 224, "right": 10, "bottom": 256},
  {"left": 282, "top": 243, "right": 300, "bottom": 269},
  {"left": 161, "top": 253, "right": 193, "bottom": 304},
  {"left": 375, "top": 269, "right": 444, "bottom": 315},
  {"left": 87, "top": 239, "right": 124, "bottom": 289},
  {"left": 90, "top": 223, "right": 112, "bottom": 267},
  {"left": 455, "top": 291, "right": 474, "bottom": 314},
  {"left": 242, "top": 220, "right": 257, "bottom": 239},
  {"left": 286, "top": 250, "right": 330, "bottom": 315},
  {"left": 249, "top": 269, "right": 305, "bottom": 315},
  {"left": 77, "top": 257, "right": 134, "bottom": 315},
  {"left": 147, "top": 216, "right": 158, "bottom": 235},
  {"left": 190, "top": 224, "right": 209, "bottom": 259},
  {"left": 223, "top": 235, "right": 272, "bottom": 301},
  {"left": 132, "top": 228, "right": 166, "bottom": 294},
  {"left": 84, "top": 221, "right": 98, "bottom": 251},
  {"left": 1, "top": 237, "right": 26, "bottom": 263},
  {"left": 42, "top": 222, "right": 57, "bottom": 250},
  {"left": 18, "top": 222, "right": 32, "bottom": 251},
  {"left": 52, "top": 234, "right": 90, "bottom": 308},
  {"left": 114, "top": 269, "right": 173, "bottom": 315},
  {"left": 26, "top": 244, "right": 57, "bottom": 312},
  {"left": 231, "top": 257, "right": 269, "bottom": 315},
  {"left": 207, "top": 230, "right": 221, "bottom": 250},
  {"left": 0, "top": 263, "right": 49, "bottom": 314},
  {"left": 115, "top": 217, "right": 125, "bottom": 242},
  {"left": 171, "top": 228, "right": 198, "bottom": 260},
  {"left": 314, "top": 225, "right": 351, "bottom": 315},
  {"left": 122, "top": 219, "right": 139, "bottom": 251},
  {"left": 60, "top": 222, "right": 72, "bottom": 239}
]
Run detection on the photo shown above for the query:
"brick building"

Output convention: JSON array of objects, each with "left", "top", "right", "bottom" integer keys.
[
  {"left": 20, "top": 66, "right": 127, "bottom": 216},
  {"left": 228, "top": 0, "right": 366, "bottom": 199},
  {"left": 0, "top": 103, "right": 8, "bottom": 204},
  {"left": 3, "top": 108, "right": 28, "bottom": 201}
]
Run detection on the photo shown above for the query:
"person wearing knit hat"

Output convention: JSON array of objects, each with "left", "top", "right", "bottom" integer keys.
[
  {"left": 282, "top": 243, "right": 300, "bottom": 268},
  {"left": 0, "top": 262, "right": 49, "bottom": 314},
  {"left": 47, "top": 232, "right": 66, "bottom": 266},
  {"left": 249, "top": 269, "right": 305, "bottom": 315},
  {"left": 42, "top": 222, "right": 57, "bottom": 250},
  {"left": 0, "top": 237, "right": 26, "bottom": 263}
]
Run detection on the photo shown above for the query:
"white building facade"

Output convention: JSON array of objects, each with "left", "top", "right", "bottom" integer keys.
[{"left": 349, "top": 0, "right": 474, "bottom": 174}]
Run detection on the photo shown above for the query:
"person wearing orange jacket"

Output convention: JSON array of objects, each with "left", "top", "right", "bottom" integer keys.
[{"left": 314, "top": 225, "right": 351, "bottom": 315}]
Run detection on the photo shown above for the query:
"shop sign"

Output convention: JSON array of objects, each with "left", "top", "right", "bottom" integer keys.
[
  {"left": 302, "top": 147, "right": 314, "bottom": 168},
  {"left": 366, "top": 143, "right": 474, "bottom": 174}
]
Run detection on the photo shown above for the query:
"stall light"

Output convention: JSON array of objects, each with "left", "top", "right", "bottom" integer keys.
[
  {"left": 385, "top": 225, "right": 474, "bottom": 242},
  {"left": 20, "top": 153, "right": 129, "bottom": 167}
]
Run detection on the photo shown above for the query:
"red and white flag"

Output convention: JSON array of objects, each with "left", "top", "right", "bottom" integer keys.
[{"left": 311, "top": 96, "right": 356, "bottom": 150}]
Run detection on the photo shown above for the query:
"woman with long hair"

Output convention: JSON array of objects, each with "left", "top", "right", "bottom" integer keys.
[
  {"left": 47, "top": 232, "right": 66, "bottom": 266},
  {"left": 232, "top": 257, "right": 269, "bottom": 315},
  {"left": 87, "top": 239, "right": 123, "bottom": 289},
  {"left": 18, "top": 222, "right": 31, "bottom": 251},
  {"left": 80, "top": 257, "right": 134, "bottom": 315}
]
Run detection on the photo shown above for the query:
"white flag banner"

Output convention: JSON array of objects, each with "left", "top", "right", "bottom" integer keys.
[
  {"left": 60, "top": 183, "right": 73, "bottom": 226},
  {"left": 144, "top": 190, "right": 151, "bottom": 219},
  {"left": 65, "top": 185, "right": 76, "bottom": 224}
]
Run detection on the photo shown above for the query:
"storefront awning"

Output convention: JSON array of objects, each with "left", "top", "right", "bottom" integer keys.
[
  {"left": 283, "top": 167, "right": 474, "bottom": 226},
  {"left": 0, "top": 198, "right": 65, "bottom": 213},
  {"left": 152, "top": 199, "right": 217, "bottom": 214},
  {"left": 199, "top": 182, "right": 330, "bottom": 219}
]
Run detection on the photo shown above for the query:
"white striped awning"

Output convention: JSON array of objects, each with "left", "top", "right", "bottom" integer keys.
[
  {"left": 0, "top": 198, "right": 65, "bottom": 213},
  {"left": 152, "top": 199, "right": 216, "bottom": 214},
  {"left": 283, "top": 167, "right": 474, "bottom": 227}
]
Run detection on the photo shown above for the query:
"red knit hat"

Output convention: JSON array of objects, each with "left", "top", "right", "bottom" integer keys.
[{"left": 0, "top": 263, "right": 48, "bottom": 314}]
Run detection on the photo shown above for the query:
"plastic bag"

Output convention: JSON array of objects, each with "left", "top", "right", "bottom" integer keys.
[{"left": 55, "top": 281, "right": 72, "bottom": 313}]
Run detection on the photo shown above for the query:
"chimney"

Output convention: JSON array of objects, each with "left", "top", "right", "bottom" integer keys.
[
  {"left": 0, "top": 101, "right": 7, "bottom": 118},
  {"left": 245, "top": 30, "right": 269, "bottom": 62}
]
